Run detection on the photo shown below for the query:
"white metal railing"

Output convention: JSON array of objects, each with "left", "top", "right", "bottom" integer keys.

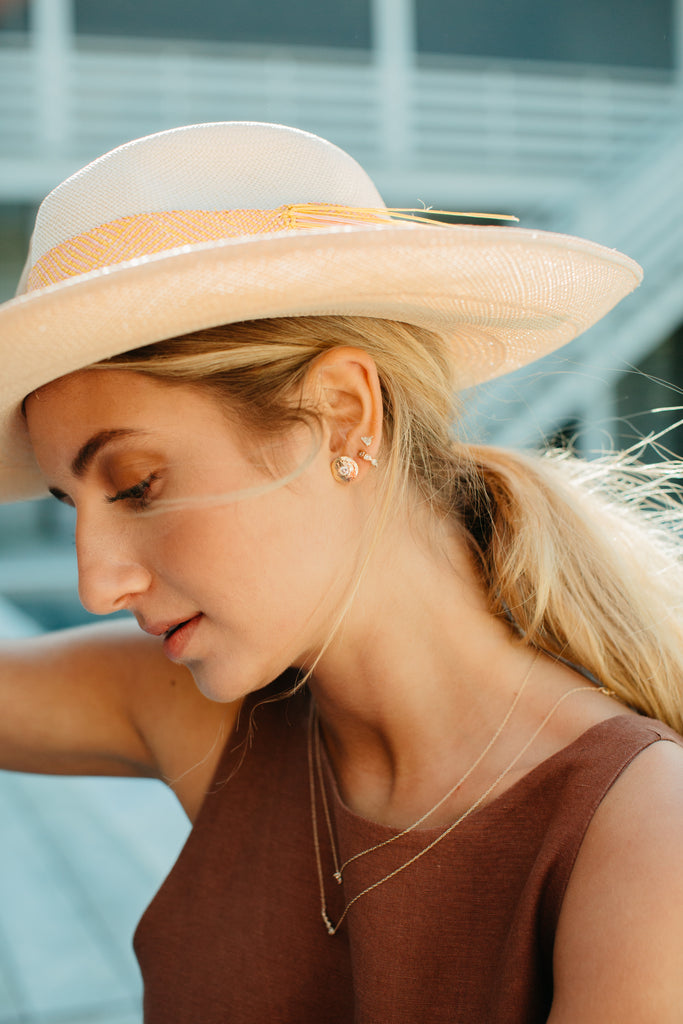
[{"left": 0, "top": 32, "right": 680, "bottom": 210}]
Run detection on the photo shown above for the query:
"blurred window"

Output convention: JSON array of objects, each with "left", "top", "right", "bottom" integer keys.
[
  {"left": 2, "top": 0, "right": 672, "bottom": 68},
  {"left": 0, "top": 1, "right": 28, "bottom": 31},
  {"left": 73, "top": 0, "right": 371, "bottom": 49},
  {"left": 416, "top": 0, "right": 673, "bottom": 69}
]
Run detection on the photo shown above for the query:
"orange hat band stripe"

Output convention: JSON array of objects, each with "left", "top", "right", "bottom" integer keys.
[{"left": 25, "top": 204, "right": 393, "bottom": 291}]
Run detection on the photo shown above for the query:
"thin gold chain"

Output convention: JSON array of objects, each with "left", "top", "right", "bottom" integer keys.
[
  {"left": 315, "top": 654, "right": 539, "bottom": 885},
  {"left": 309, "top": 682, "right": 612, "bottom": 936}
]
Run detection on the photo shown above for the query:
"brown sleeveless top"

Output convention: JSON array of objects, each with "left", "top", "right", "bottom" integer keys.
[{"left": 134, "top": 683, "right": 682, "bottom": 1023}]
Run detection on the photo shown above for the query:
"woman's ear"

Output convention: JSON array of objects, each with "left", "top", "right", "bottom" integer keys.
[{"left": 305, "top": 346, "right": 383, "bottom": 463}]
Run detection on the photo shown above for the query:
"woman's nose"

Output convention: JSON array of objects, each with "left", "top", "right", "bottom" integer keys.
[{"left": 75, "top": 517, "right": 152, "bottom": 616}]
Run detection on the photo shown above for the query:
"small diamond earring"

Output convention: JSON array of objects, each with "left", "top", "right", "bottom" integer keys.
[
  {"left": 357, "top": 450, "right": 378, "bottom": 468},
  {"left": 360, "top": 435, "right": 373, "bottom": 446}
]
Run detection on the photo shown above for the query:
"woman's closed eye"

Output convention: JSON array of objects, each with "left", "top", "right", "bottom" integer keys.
[{"left": 106, "top": 473, "right": 159, "bottom": 509}]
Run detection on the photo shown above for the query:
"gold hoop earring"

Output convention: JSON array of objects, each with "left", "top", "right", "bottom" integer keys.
[{"left": 330, "top": 456, "right": 359, "bottom": 483}]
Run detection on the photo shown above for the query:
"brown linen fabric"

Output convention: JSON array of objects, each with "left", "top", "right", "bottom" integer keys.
[{"left": 134, "top": 682, "right": 682, "bottom": 1023}]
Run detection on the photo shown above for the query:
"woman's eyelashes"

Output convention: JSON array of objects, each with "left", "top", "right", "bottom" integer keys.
[{"left": 106, "top": 472, "right": 159, "bottom": 509}]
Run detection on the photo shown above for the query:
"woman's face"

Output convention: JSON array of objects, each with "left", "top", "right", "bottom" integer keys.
[{"left": 25, "top": 369, "right": 363, "bottom": 701}]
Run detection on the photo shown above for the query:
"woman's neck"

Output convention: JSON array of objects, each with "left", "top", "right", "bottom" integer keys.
[{"left": 306, "top": 513, "right": 537, "bottom": 825}]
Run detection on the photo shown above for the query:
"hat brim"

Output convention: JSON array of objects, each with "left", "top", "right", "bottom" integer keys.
[{"left": 0, "top": 221, "right": 642, "bottom": 502}]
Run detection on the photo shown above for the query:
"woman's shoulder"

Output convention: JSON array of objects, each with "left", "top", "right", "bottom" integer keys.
[
  {"left": 552, "top": 710, "right": 683, "bottom": 771},
  {"left": 488, "top": 682, "right": 683, "bottom": 827},
  {"left": 549, "top": 716, "right": 683, "bottom": 1022},
  {"left": 569, "top": 711, "right": 683, "bottom": 847}
]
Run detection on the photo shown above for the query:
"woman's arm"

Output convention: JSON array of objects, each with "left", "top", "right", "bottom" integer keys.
[
  {"left": 0, "top": 618, "right": 235, "bottom": 819},
  {"left": 549, "top": 738, "right": 683, "bottom": 1022}
]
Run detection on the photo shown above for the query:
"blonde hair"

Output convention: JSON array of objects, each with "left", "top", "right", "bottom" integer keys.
[{"left": 96, "top": 315, "right": 683, "bottom": 733}]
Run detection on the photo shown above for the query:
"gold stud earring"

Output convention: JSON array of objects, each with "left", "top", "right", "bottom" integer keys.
[
  {"left": 331, "top": 456, "right": 359, "bottom": 483},
  {"left": 360, "top": 435, "right": 374, "bottom": 447}
]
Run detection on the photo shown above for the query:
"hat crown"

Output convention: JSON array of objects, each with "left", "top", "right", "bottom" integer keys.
[{"left": 26, "top": 122, "right": 386, "bottom": 267}]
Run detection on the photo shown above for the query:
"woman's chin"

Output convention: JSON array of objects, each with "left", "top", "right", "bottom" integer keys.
[{"left": 188, "top": 658, "right": 282, "bottom": 705}]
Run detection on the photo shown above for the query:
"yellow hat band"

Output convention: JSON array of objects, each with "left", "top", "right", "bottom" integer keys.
[{"left": 25, "top": 203, "right": 396, "bottom": 291}]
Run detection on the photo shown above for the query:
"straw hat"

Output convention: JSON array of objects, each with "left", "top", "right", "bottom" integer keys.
[{"left": 0, "top": 121, "right": 642, "bottom": 502}]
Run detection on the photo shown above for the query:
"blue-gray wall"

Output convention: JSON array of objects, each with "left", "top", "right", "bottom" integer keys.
[{"left": 1, "top": 0, "right": 675, "bottom": 67}]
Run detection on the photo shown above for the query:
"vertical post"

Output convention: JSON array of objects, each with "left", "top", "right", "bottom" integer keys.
[
  {"left": 29, "top": 0, "right": 74, "bottom": 154},
  {"left": 673, "top": 0, "right": 683, "bottom": 86},
  {"left": 371, "top": 0, "right": 416, "bottom": 166}
]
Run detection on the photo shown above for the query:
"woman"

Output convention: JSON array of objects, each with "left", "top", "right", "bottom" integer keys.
[{"left": 2, "top": 121, "right": 683, "bottom": 1023}]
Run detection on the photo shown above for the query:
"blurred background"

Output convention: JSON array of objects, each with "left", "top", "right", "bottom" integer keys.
[{"left": 1, "top": 0, "right": 683, "bottom": 1020}]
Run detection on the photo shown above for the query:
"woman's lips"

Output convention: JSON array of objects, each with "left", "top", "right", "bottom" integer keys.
[{"left": 162, "top": 613, "right": 203, "bottom": 661}]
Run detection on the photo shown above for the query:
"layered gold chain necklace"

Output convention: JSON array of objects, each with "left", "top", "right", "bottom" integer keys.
[{"left": 308, "top": 659, "right": 612, "bottom": 936}]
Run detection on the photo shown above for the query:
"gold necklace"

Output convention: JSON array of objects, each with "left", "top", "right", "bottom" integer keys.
[
  {"left": 315, "top": 654, "right": 539, "bottom": 886},
  {"left": 309, "top": 677, "right": 612, "bottom": 936}
]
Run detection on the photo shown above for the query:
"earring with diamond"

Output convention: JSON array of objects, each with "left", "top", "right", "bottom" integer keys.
[
  {"left": 357, "top": 449, "right": 378, "bottom": 468},
  {"left": 330, "top": 455, "right": 359, "bottom": 483}
]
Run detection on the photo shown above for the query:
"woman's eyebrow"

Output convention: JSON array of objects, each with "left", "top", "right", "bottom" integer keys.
[{"left": 71, "top": 428, "right": 143, "bottom": 478}]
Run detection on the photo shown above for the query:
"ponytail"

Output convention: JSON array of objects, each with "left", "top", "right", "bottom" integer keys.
[{"left": 463, "top": 445, "right": 683, "bottom": 731}]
